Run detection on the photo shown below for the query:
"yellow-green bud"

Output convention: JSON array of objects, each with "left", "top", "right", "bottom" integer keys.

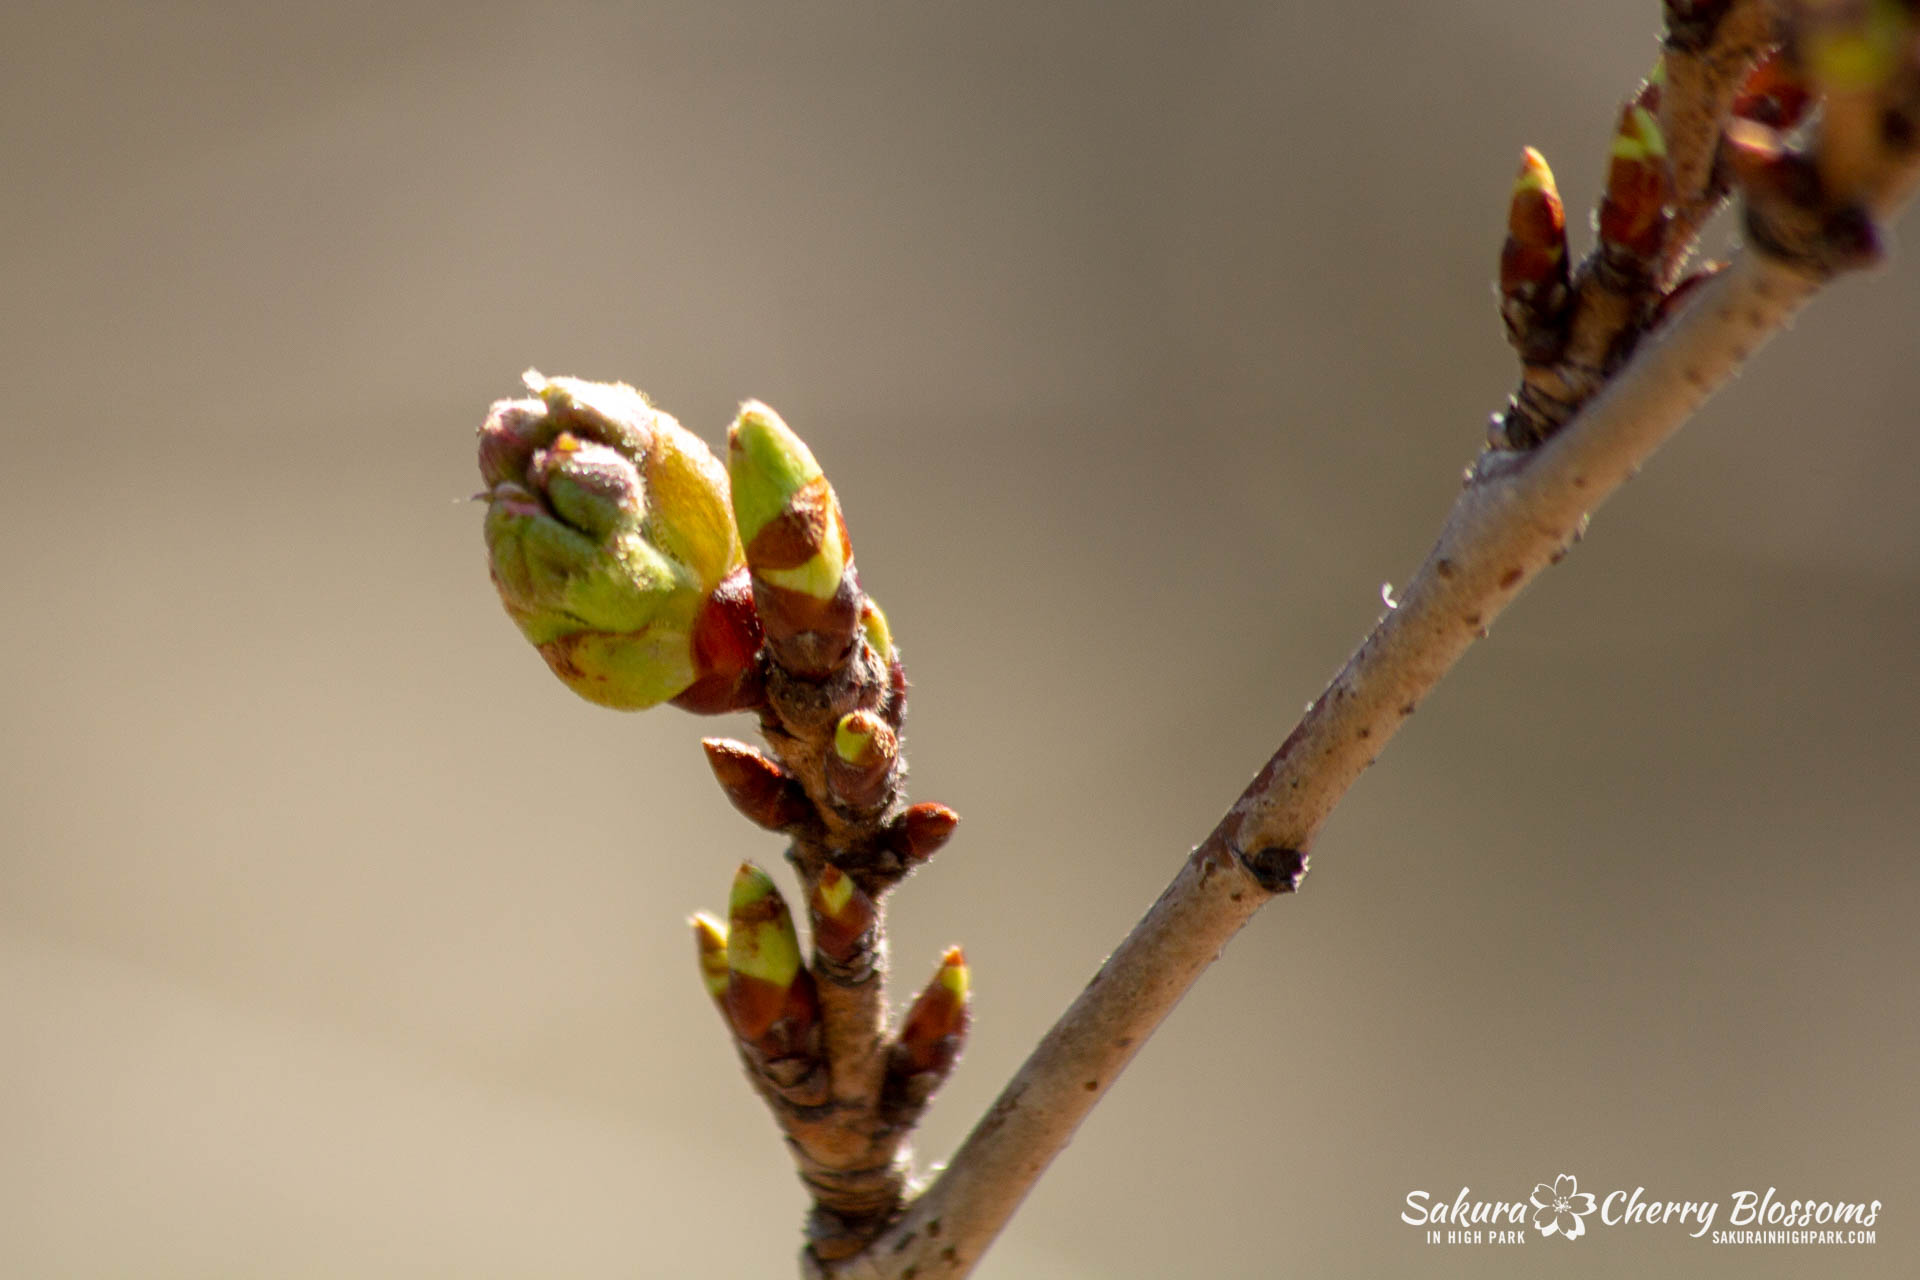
[
  {"left": 860, "top": 598, "right": 895, "bottom": 665},
  {"left": 724, "top": 402, "right": 865, "bottom": 678},
  {"left": 725, "top": 863, "right": 812, "bottom": 1045},
  {"left": 479, "top": 372, "right": 745, "bottom": 710}
]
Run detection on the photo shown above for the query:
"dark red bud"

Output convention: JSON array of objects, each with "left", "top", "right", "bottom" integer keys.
[
  {"left": 702, "top": 738, "right": 812, "bottom": 831},
  {"left": 891, "top": 802, "right": 960, "bottom": 863},
  {"left": 671, "top": 568, "right": 766, "bottom": 714}
]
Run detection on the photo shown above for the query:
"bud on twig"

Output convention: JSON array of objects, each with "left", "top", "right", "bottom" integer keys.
[
  {"left": 672, "top": 566, "right": 765, "bottom": 713},
  {"left": 890, "top": 946, "right": 971, "bottom": 1089},
  {"left": 1499, "top": 147, "right": 1572, "bottom": 361},
  {"left": 728, "top": 402, "right": 862, "bottom": 679},
  {"left": 725, "top": 864, "right": 819, "bottom": 1051},
  {"left": 1598, "top": 99, "right": 1675, "bottom": 268},
  {"left": 702, "top": 738, "right": 813, "bottom": 832},
  {"left": 825, "top": 710, "right": 898, "bottom": 812},
  {"left": 479, "top": 373, "right": 758, "bottom": 711},
  {"left": 888, "top": 802, "right": 960, "bottom": 863},
  {"left": 809, "top": 864, "right": 879, "bottom": 966}
]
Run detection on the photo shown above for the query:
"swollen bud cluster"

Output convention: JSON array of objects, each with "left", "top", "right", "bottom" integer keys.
[
  {"left": 478, "top": 373, "right": 761, "bottom": 712},
  {"left": 691, "top": 863, "right": 970, "bottom": 1105}
]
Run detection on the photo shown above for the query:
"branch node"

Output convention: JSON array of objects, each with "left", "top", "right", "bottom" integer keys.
[{"left": 1238, "top": 845, "right": 1310, "bottom": 895}]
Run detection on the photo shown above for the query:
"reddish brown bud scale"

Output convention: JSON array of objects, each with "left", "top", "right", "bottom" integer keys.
[
  {"left": 883, "top": 651, "right": 910, "bottom": 728},
  {"left": 726, "top": 970, "right": 790, "bottom": 1043},
  {"left": 752, "top": 570, "right": 864, "bottom": 680},
  {"left": 809, "top": 865, "right": 879, "bottom": 965},
  {"left": 726, "top": 967, "right": 821, "bottom": 1052},
  {"left": 671, "top": 567, "right": 766, "bottom": 714},
  {"left": 891, "top": 802, "right": 960, "bottom": 863},
  {"left": 744, "top": 477, "right": 845, "bottom": 570},
  {"left": 702, "top": 738, "right": 813, "bottom": 831},
  {"left": 1732, "top": 49, "right": 1813, "bottom": 130}
]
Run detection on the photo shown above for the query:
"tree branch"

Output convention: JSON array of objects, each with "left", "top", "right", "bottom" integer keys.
[{"left": 835, "top": 8, "right": 1920, "bottom": 1274}]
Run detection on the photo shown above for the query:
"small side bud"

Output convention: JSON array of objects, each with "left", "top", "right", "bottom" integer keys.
[
  {"left": 809, "top": 865, "right": 879, "bottom": 966},
  {"left": 691, "top": 913, "right": 730, "bottom": 1005},
  {"left": 1598, "top": 101, "right": 1674, "bottom": 267},
  {"left": 702, "top": 739, "right": 813, "bottom": 831},
  {"left": 892, "top": 946, "right": 971, "bottom": 1080},
  {"left": 728, "top": 402, "right": 862, "bottom": 679},
  {"left": 725, "top": 864, "right": 816, "bottom": 1047},
  {"left": 1499, "top": 147, "right": 1572, "bottom": 360},
  {"left": 859, "top": 598, "right": 895, "bottom": 667},
  {"left": 888, "top": 802, "right": 960, "bottom": 863},
  {"left": 825, "top": 710, "right": 898, "bottom": 812}
]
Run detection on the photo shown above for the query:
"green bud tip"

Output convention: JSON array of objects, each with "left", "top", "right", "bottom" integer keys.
[
  {"left": 728, "top": 402, "right": 824, "bottom": 547},
  {"left": 860, "top": 599, "right": 895, "bottom": 663},
  {"left": 727, "top": 863, "right": 801, "bottom": 988},
  {"left": 833, "top": 710, "right": 889, "bottom": 765},
  {"left": 1610, "top": 104, "right": 1666, "bottom": 163},
  {"left": 815, "top": 864, "right": 855, "bottom": 918},
  {"left": 937, "top": 946, "right": 969, "bottom": 1001},
  {"left": 727, "top": 401, "right": 848, "bottom": 603}
]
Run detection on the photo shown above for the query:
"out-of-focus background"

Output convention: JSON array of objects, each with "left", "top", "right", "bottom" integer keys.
[{"left": 4, "top": 3, "right": 1916, "bottom": 1276}]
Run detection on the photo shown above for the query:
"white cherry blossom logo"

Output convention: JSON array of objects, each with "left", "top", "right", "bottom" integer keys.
[{"left": 1530, "top": 1173, "right": 1598, "bottom": 1240}]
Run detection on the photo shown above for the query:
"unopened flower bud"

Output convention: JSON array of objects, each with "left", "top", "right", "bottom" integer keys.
[
  {"left": 479, "top": 372, "right": 754, "bottom": 711},
  {"left": 888, "top": 802, "right": 960, "bottom": 863},
  {"left": 728, "top": 402, "right": 862, "bottom": 679},
  {"left": 726, "top": 863, "right": 816, "bottom": 1047},
  {"left": 1598, "top": 100, "right": 1673, "bottom": 268},
  {"left": 1499, "top": 147, "right": 1571, "bottom": 361},
  {"left": 893, "top": 946, "right": 971, "bottom": 1080},
  {"left": 702, "top": 738, "right": 812, "bottom": 831},
  {"left": 825, "top": 709, "right": 898, "bottom": 812},
  {"left": 809, "top": 864, "right": 879, "bottom": 966}
]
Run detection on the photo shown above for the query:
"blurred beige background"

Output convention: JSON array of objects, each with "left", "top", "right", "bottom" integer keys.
[{"left": 4, "top": 2, "right": 1916, "bottom": 1276}]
